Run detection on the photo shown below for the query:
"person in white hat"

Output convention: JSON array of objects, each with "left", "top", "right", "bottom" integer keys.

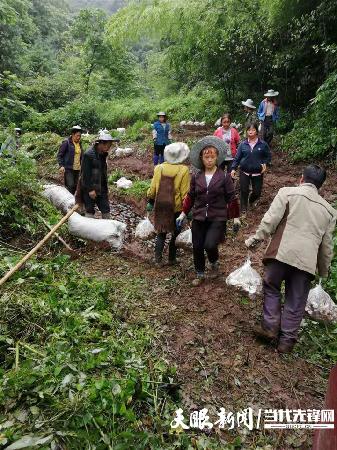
[
  {"left": 57, "top": 125, "right": 83, "bottom": 194},
  {"left": 79, "top": 132, "right": 119, "bottom": 219},
  {"left": 147, "top": 142, "right": 190, "bottom": 266},
  {"left": 152, "top": 112, "right": 172, "bottom": 166},
  {"left": 241, "top": 99, "right": 257, "bottom": 123},
  {"left": 257, "top": 89, "right": 280, "bottom": 145}
]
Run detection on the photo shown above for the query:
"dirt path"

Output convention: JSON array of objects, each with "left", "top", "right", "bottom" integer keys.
[{"left": 80, "top": 142, "right": 337, "bottom": 449}]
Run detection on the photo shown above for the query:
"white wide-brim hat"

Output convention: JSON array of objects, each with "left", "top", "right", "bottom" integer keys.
[
  {"left": 264, "top": 89, "right": 279, "bottom": 97},
  {"left": 241, "top": 99, "right": 256, "bottom": 109},
  {"left": 164, "top": 142, "right": 190, "bottom": 165},
  {"left": 190, "top": 136, "right": 229, "bottom": 169}
]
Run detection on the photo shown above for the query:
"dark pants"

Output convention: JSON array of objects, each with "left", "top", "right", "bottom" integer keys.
[
  {"left": 220, "top": 159, "right": 234, "bottom": 173},
  {"left": 153, "top": 144, "right": 166, "bottom": 165},
  {"left": 261, "top": 116, "right": 274, "bottom": 146},
  {"left": 64, "top": 169, "right": 80, "bottom": 195},
  {"left": 154, "top": 212, "right": 180, "bottom": 262},
  {"left": 240, "top": 171, "right": 263, "bottom": 212},
  {"left": 263, "top": 260, "right": 312, "bottom": 345},
  {"left": 82, "top": 190, "right": 110, "bottom": 215},
  {"left": 192, "top": 219, "right": 226, "bottom": 273}
]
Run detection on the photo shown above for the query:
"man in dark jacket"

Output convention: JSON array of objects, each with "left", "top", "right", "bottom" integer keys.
[
  {"left": 80, "top": 132, "right": 117, "bottom": 219},
  {"left": 57, "top": 125, "right": 83, "bottom": 194}
]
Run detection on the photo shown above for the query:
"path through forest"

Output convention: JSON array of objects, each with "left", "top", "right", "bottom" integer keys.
[{"left": 78, "top": 130, "right": 337, "bottom": 449}]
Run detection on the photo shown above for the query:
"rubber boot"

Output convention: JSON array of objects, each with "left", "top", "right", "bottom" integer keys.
[
  {"left": 158, "top": 154, "right": 164, "bottom": 164},
  {"left": 102, "top": 213, "right": 112, "bottom": 219},
  {"left": 192, "top": 272, "right": 205, "bottom": 287}
]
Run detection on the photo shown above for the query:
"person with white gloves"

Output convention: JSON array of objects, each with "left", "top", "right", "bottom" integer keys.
[{"left": 245, "top": 165, "right": 336, "bottom": 353}]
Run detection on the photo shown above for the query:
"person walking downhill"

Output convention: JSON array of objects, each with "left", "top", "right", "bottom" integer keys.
[
  {"left": 79, "top": 132, "right": 118, "bottom": 219},
  {"left": 257, "top": 89, "right": 280, "bottom": 146},
  {"left": 241, "top": 99, "right": 257, "bottom": 124},
  {"left": 177, "top": 136, "right": 235, "bottom": 286},
  {"left": 152, "top": 112, "right": 172, "bottom": 166},
  {"left": 245, "top": 165, "right": 336, "bottom": 353},
  {"left": 57, "top": 125, "right": 83, "bottom": 194},
  {"left": 213, "top": 113, "right": 240, "bottom": 172},
  {"left": 147, "top": 142, "right": 190, "bottom": 267},
  {"left": 231, "top": 122, "right": 271, "bottom": 214}
]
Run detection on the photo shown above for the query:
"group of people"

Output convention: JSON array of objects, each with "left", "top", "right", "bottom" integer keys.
[
  {"left": 55, "top": 88, "right": 336, "bottom": 354},
  {"left": 147, "top": 89, "right": 335, "bottom": 354}
]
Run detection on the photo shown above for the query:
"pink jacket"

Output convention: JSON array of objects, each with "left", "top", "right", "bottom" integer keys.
[{"left": 213, "top": 127, "right": 240, "bottom": 157}]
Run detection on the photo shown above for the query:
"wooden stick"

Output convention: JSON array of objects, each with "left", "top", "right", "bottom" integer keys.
[
  {"left": 37, "top": 213, "right": 76, "bottom": 254},
  {"left": 0, "top": 204, "right": 79, "bottom": 287}
]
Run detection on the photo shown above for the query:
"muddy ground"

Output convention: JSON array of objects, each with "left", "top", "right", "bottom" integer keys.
[{"left": 53, "top": 130, "right": 337, "bottom": 448}]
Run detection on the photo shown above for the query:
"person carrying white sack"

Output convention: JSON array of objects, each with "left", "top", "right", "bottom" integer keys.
[
  {"left": 146, "top": 142, "right": 190, "bottom": 267},
  {"left": 245, "top": 164, "right": 336, "bottom": 354}
]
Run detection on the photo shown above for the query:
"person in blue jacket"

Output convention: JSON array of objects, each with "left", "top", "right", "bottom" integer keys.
[
  {"left": 231, "top": 122, "right": 271, "bottom": 214},
  {"left": 152, "top": 112, "right": 172, "bottom": 165},
  {"left": 257, "top": 89, "right": 280, "bottom": 146}
]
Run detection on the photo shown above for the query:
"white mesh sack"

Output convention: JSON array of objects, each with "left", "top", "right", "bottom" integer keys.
[
  {"left": 305, "top": 280, "right": 337, "bottom": 323},
  {"left": 115, "top": 147, "right": 133, "bottom": 157},
  {"left": 43, "top": 184, "right": 75, "bottom": 213},
  {"left": 226, "top": 257, "right": 262, "bottom": 296},
  {"left": 135, "top": 217, "right": 155, "bottom": 241},
  {"left": 68, "top": 213, "right": 126, "bottom": 249},
  {"left": 175, "top": 228, "right": 192, "bottom": 250},
  {"left": 115, "top": 177, "right": 133, "bottom": 189}
]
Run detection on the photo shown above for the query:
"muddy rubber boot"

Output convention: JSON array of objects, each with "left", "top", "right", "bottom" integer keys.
[
  {"left": 85, "top": 212, "right": 95, "bottom": 218},
  {"left": 253, "top": 324, "right": 278, "bottom": 342},
  {"left": 154, "top": 257, "right": 164, "bottom": 268},
  {"left": 277, "top": 340, "right": 295, "bottom": 354},
  {"left": 192, "top": 272, "right": 205, "bottom": 287},
  {"left": 233, "top": 218, "right": 241, "bottom": 234},
  {"left": 208, "top": 261, "right": 220, "bottom": 279},
  {"left": 102, "top": 213, "right": 112, "bottom": 219}
]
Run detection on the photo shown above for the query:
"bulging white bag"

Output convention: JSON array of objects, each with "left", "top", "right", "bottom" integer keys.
[
  {"left": 226, "top": 257, "right": 262, "bottom": 296},
  {"left": 194, "top": 121, "right": 200, "bottom": 126},
  {"left": 116, "top": 127, "right": 126, "bottom": 134},
  {"left": 175, "top": 228, "right": 192, "bottom": 250},
  {"left": 115, "top": 177, "right": 133, "bottom": 189},
  {"left": 68, "top": 213, "right": 126, "bottom": 249},
  {"left": 179, "top": 120, "right": 186, "bottom": 127},
  {"left": 43, "top": 184, "right": 75, "bottom": 213},
  {"left": 115, "top": 147, "right": 133, "bottom": 157},
  {"left": 305, "top": 281, "right": 337, "bottom": 323},
  {"left": 135, "top": 217, "right": 155, "bottom": 240}
]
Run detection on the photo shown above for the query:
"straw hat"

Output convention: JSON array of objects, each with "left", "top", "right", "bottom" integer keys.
[
  {"left": 264, "top": 89, "right": 279, "bottom": 97},
  {"left": 164, "top": 142, "right": 190, "bottom": 165},
  {"left": 190, "top": 136, "right": 230, "bottom": 169},
  {"left": 241, "top": 99, "right": 256, "bottom": 109}
]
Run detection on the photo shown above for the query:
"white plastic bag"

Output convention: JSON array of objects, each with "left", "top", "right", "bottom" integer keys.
[
  {"left": 115, "top": 147, "right": 133, "bottom": 157},
  {"left": 135, "top": 217, "right": 155, "bottom": 240},
  {"left": 179, "top": 120, "right": 186, "bottom": 127},
  {"left": 194, "top": 121, "right": 200, "bottom": 126},
  {"left": 68, "top": 213, "right": 126, "bottom": 249},
  {"left": 200, "top": 121, "right": 206, "bottom": 126},
  {"left": 115, "top": 177, "right": 133, "bottom": 189},
  {"left": 187, "top": 120, "right": 194, "bottom": 125},
  {"left": 175, "top": 228, "right": 192, "bottom": 250},
  {"left": 215, "top": 118, "right": 221, "bottom": 127},
  {"left": 43, "top": 184, "right": 75, "bottom": 213},
  {"left": 116, "top": 127, "right": 126, "bottom": 134},
  {"left": 305, "top": 281, "right": 337, "bottom": 323},
  {"left": 226, "top": 257, "right": 262, "bottom": 296}
]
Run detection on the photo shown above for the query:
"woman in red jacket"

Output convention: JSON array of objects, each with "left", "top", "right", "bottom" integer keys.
[
  {"left": 176, "top": 136, "right": 236, "bottom": 286},
  {"left": 213, "top": 113, "right": 240, "bottom": 172}
]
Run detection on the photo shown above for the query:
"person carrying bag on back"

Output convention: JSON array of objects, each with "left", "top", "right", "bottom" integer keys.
[{"left": 147, "top": 143, "right": 190, "bottom": 267}]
